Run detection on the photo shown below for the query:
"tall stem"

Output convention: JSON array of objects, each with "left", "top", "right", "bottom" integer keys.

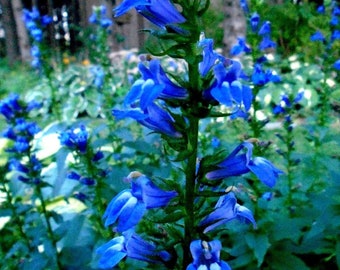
[
  {"left": 182, "top": 49, "right": 201, "bottom": 268},
  {"left": 183, "top": 116, "right": 199, "bottom": 268},
  {"left": 35, "top": 185, "right": 62, "bottom": 270}
]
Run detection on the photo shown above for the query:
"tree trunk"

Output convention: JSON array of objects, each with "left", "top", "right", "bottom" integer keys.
[
  {"left": 11, "top": 0, "right": 31, "bottom": 62},
  {"left": 0, "top": 0, "right": 20, "bottom": 64},
  {"left": 222, "top": 0, "right": 246, "bottom": 56}
]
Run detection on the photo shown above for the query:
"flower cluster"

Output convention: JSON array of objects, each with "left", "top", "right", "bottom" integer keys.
[
  {"left": 99, "top": 0, "right": 285, "bottom": 268},
  {"left": 311, "top": 2, "right": 340, "bottom": 69},
  {"left": 59, "top": 125, "right": 107, "bottom": 199},
  {"left": 112, "top": 58, "right": 187, "bottom": 138},
  {"left": 97, "top": 172, "right": 177, "bottom": 268},
  {"left": 22, "top": 6, "right": 52, "bottom": 69},
  {"left": 89, "top": 5, "right": 112, "bottom": 29},
  {"left": 0, "top": 94, "right": 43, "bottom": 184}
]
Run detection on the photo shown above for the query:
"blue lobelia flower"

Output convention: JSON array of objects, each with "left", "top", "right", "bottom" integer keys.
[
  {"left": 310, "top": 31, "right": 325, "bottom": 42},
  {"left": 113, "top": 102, "right": 182, "bottom": 138},
  {"left": 206, "top": 142, "right": 283, "bottom": 188},
  {"left": 230, "top": 37, "right": 252, "bottom": 56},
  {"left": 123, "top": 59, "right": 188, "bottom": 110},
  {"left": 198, "top": 37, "right": 224, "bottom": 77},
  {"left": 90, "top": 65, "right": 105, "bottom": 89},
  {"left": 204, "top": 60, "right": 252, "bottom": 112},
  {"left": 331, "top": 29, "right": 340, "bottom": 42},
  {"left": 259, "top": 36, "right": 276, "bottom": 51},
  {"left": 251, "top": 63, "right": 281, "bottom": 86},
  {"left": 186, "top": 240, "right": 231, "bottom": 270},
  {"left": 0, "top": 94, "right": 22, "bottom": 121},
  {"left": 273, "top": 91, "right": 304, "bottom": 115},
  {"left": 239, "top": 0, "right": 249, "bottom": 14},
  {"left": 97, "top": 230, "right": 171, "bottom": 269},
  {"left": 317, "top": 5, "right": 325, "bottom": 14},
  {"left": 250, "top": 12, "right": 260, "bottom": 32},
  {"left": 102, "top": 172, "right": 177, "bottom": 232},
  {"left": 59, "top": 125, "right": 88, "bottom": 153},
  {"left": 334, "top": 59, "right": 340, "bottom": 70},
  {"left": 113, "top": 0, "right": 186, "bottom": 30},
  {"left": 89, "top": 5, "right": 112, "bottom": 29},
  {"left": 200, "top": 192, "right": 256, "bottom": 233}
]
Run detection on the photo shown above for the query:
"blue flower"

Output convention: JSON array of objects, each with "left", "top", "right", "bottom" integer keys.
[
  {"left": 230, "top": 37, "right": 251, "bottom": 56},
  {"left": 102, "top": 172, "right": 177, "bottom": 232},
  {"left": 59, "top": 125, "right": 88, "bottom": 153},
  {"left": 90, "top": 65, "right": 105, "bottom": 89},
  {"left": 113, "top": 102, "right": 182, "bottom": 138},
  {"left": 334, "top": 59, "right": 340, "bottom": 70},
  {"left": 0, "top": 94, "right": 22, "bottom": 121},
  {"left": 252, "top": 64, "right": 280, "bottom": 86},
  {"left": 198, "top": 38, "right": 224, "bottom": 77},
  {"left": 331, "top": 29, "right": 340, "bottom": 42},
  {"left": 10, "top": 136, "right": 30, "bottom": 153},
  {"left": 200, "top": 192, "right": 256, "bottom": 233},
  {"left": 239, "top": 0, "right": 249, "bottom": 14},
  {"left": 259, "top": 36, "right": 276, "bottom": 51},
  {"left": 204, "top": 60, "right": 252, "bottom": 112},
  {"left": 250, "top": 12, "right": 260, "bottom": 32},
  {"left": 8, "top": 158, "right": 29, "bottom": 174},
  {"left": 262, "top": 191, "right": 273, "bottom": 201},
  {"left": 258, "top": 21, "right": 272, "bottom": 36},
  {"left": 123, "top": 59, "right": 188, "bottom": 109},
  {"left": 89, "top": 5, "right": 112, "bottom": 29},
  {"left": 113, "top": 0, "right": 186, "bottom": 30},
  {"left": 310, "top": 31, "right": 325, "bottom": 42},
  {"left": 97, "top": 231, "right": 171, "bottom": 269},
  {"left": 186, "top": 240, "right": 231, "bottom": 270},
  {"left": 317, "top": 5, "right": 325, "bottom": 14},
  {"left": 206, "top": 142, "right": 283, "bottom": 188},
  {"left": 273, "top": 91, "right": 304, "bottom": 115}
]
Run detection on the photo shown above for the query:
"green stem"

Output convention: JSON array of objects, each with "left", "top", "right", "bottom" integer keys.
[
  {"left": 1, "top": 181, "right": 32, "bottom": 252},
  {"left": 183, "top": 116, "right": 199, "bottom": 269},
  {"left": 35, "top": 185, "right": 62, "bottom": 270}
]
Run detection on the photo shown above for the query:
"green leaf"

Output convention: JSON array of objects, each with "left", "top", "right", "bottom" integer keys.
[
  {"left": 60, "top": 246, "right": 92, "bottom": 267},
  {"left": 269, "top": 251, "right": 309, "bottom": 270},
  {"left": 245, "top": 233, "right": 270, "bottom": 267}
]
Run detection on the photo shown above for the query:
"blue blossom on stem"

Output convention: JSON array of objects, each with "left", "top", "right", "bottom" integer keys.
[
  {"left": 0, "top": 94, "right": 22, "bottom": 121},
  {"left": 317, "top": 5, "right": 325, "bottom": 14},
  {"left": 310, "top": 31, "right": 325, "bottom": 42},
  {"left": 97, "top": 230, "right": 171, "bottom": 269},
  {"left": 198, "top": 37, "right": 224, "bottom": 77},
  {"left": 250, "top": 12, "right": 260, "bottom": 32},
  {"left": 102, "top": 172, "right": 177, "bottom": 232},
  {"left": 204, "top": 60, "right": 252, "bottom": 112},
  {"left": 230, "top": 37, "right": 251, "bottom": 56},
  {"left": 206, "top": 142, "right": 283, "bottom": 188},
  {"left": 59, "top": 125, "right": 88, "bottom": 153},
  {"left": 113, "top": 0, "right": 186, "bottom": 30},
  {"left": 200, "top": 192, "right": 256, "bottom": 233},
  {"left": 123, "top": 59, "right": 188, "bottom": 109},
  {"left": 334, "top": 59, "right": 340, "bottom": 70},
  {"left": 273, "top": 91, "right": 304, "bottom": 115},
  {"left": 252, "top": 63, "right": 281, "bottom": 86},
  {"left": 90, "top": 65, "right": 105, "bottom": 89},
  {"left": 113, "top": 102, "right": 182, "bottom": 138},
  {"left": 89, "top": 5, "right": 112, "bottom": 29},
  {"left": 186, "top": 240, "right": 231, "bottom": 270},
  {"left": 239, "top": 0, "right": 249, "bottom": 14}
]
